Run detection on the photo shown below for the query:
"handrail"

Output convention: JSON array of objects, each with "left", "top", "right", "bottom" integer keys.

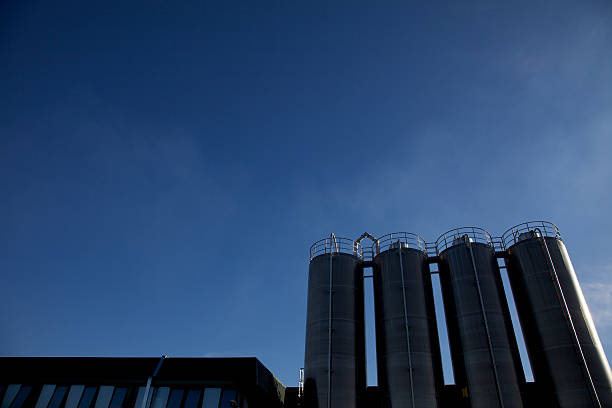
[
  {"left": 310, "top": 236, "right": 363, "bottom": 260},
  {"left": 435, "top": 227, "right": 493, "bottom": 254},
  {"left": 374, "top": 232, "right": 426, "bottom": 256},
  {"left": 501, "top": 221, "right": 561, "bottom": 249},
  {"left": 356, "top": 232, "right": 380, "bottom": 260}
]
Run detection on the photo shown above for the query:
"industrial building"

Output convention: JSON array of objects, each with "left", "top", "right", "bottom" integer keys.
[
  {"left": 304, "top": 221, "right": 612, "bottom": 408},
  {"left": 2, "top": 221, "right": 612, "bottom": 408}
]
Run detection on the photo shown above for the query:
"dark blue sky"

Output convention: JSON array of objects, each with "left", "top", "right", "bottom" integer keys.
[{"left": 1, "top": 1, "right": 612, "bottom": 386}]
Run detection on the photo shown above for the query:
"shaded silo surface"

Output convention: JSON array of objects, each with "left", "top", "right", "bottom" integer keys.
[
  {"left": 304, "top": 235, "right": 366, "bottom": 408},
  {"left": 372, "top": 232, "right": 443, "bottom": 408},
  {"left": 503, "top": 221, "right": 612, "bottom": 408},
  {"left": 437, "top": 227, "right": 525, "bottom": 408}
]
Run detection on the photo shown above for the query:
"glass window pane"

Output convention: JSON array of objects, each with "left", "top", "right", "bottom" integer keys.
[
  {"left": 77, "top": 388, "right": 97, "bottom": 408},
  {"left": 132, "top": 388, "right": 146, "bottom": 408},
  {"left": 2, "top": 385, "right": 22, "bottom": 408},
  {"left": 93, "top": 387, "right": 114, "bottom": 408},
  {"left": 10, "top": 386, "right": 32, "bottom": 408},
  {"left": 182, "top": 391, "right": 200, "bottom": 408},
  {"left": 34, "top": 386, "right": 56, "bottom": 408},
  {"left": 47, "top": 387, "right": 68, "bottom": 408},
  {"left": 150, "top": 388, "right": 169, "bottom": 408},
  {"left": 200, "top": 389, "right": 220, "bottom": 408},
  {"left": 64, "top": 386, "right": 85, "bottom": 408},
  {"left": 164, "top": 391, "right": 181, "bottom": 408},
  {"left": 218, "top": 391, "right": 236, "bottom": 408},
  {"left": 108, "top": 388, "right": 127, "bottom": 408}
]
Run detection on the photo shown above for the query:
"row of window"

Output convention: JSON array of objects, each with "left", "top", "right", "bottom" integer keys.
[{"left": 0, "top": 385, "right": 244, "bottom": 408}]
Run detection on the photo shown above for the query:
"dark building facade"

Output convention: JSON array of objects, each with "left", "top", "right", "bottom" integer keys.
[{"left": 0, "top": 357, "right": 286, "bottom": 408}]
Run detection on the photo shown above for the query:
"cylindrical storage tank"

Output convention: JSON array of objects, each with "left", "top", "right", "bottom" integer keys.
[
  {"left": 373, "top": 232, "right": 443, "bottom": 408},
  {"left": 304, "top": 235, "right": 366, "bottom": 408},
  {"left": 503, "top": 221, "right": 612, "bottom": 407},
  {"left": 437, "top": 227, "right": 525, "bottom": 408}
]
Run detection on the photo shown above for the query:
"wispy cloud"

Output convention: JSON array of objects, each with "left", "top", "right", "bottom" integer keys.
[{"left": 582, "top": 267, "right": 612, "bottom": 342}]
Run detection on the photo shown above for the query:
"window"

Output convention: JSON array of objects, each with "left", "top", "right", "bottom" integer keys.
[
  {"left": 65, "top": 386, "right": 85, "bottom": 408},
  {"left": 77, "top": 387, "right": 97, "bottom": 408},
  {"left": 34, "top": 386, "right": 56, "bottom": 408},
  {"left": 132, "top": 388, "right": 146, "bottom": 408},
  {"left": 218, "top": 391, "right": 236, "bottom": 408},
  {"left": 165, "top": 390, "right": 182, "bottom": 408},
  {"left": 47, "top": 387, "right": 68, "bottom": 408},
  {"left": 93, "top": 387, "right": 114, "bottom": 408},
  {"left": 9, "top": 386, "right": 32, "bottom": 408},
  {"left": 108, "top": 389, "right": 127, "bottom": 408},
  {"left": 2, "top": 385, "right": 22, "bottom": 408},
  {"left": 200, "top": 389, "right": 220, "bottom": 408},
  {"left": 150, "top": 388, "right": 169, "bottom": 408},
  {"left": 181, "top": 391, "right": 199, "bottom": 408}
]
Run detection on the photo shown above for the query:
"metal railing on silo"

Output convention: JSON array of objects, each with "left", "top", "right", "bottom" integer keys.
[
  {"left": 309, "top": 235, "right": 363, "bottom": 260},
  {"left": 435, "top": 226, "right": 495, "bottom": 255},
  {"left": 375, "top": 232, "right": 426, "bottom": 255},
  {"left": 501, "top": 220, "right": 561, "bottom": 249}
]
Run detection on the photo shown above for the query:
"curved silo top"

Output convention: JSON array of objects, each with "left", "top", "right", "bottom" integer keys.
[
  {"left": 309, "top": 235, "right": 363, "bottom": 261},
  {"left": 374, "top": 232, "right": 426, "bottom": 256},
  {"left": 435, "top": 226, "right": 493, "bottom": 255},
  {"left": 501, "top": 221, "right": 561, "bottom": 249}
]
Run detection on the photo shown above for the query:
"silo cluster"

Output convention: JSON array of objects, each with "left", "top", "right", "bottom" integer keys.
[{"left": 303, "top": 221, "right": 612, "bottom": 408}]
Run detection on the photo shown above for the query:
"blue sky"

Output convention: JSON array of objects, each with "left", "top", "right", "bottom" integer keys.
[{"left": 1, "top": 1, "right": 611, "bottom": 386}]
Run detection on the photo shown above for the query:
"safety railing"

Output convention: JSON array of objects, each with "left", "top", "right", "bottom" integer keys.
[
  {"left": 425, "top": 241, "right": 438, "bottom": 258},
  {"left": 435, "top": 226, "right": 493, "bottom": 255},
  {"left": 309, "top": 235, "right": 363, "bottom": 260},
  {"left": 501, "top": 221, "right": 561, "bottom": 249},
  {"left": 374, "top": 232, "right": 427, "bottom": 256},
  {"left": 362, "top": 246, "right": 375, "bottom": 262}
]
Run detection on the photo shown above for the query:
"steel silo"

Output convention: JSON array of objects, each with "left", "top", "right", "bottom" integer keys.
[
  {"left": 502, "top": 221, "right": 612, "bottom": 408},
  {"left": 437, "top": 227, "right": 525, "bottom": 408},
  {"left": 372, "top": 232, "right": 443, "bottom": 408},
  {"left": 304, "top": 234, "right": 366, "bottom": 408}
]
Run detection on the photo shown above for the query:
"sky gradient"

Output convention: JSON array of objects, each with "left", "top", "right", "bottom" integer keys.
[{"left": 1, "top": 1, "right": 612, "bottom": 386}]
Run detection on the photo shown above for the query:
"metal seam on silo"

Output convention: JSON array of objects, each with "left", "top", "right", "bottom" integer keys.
[
  {"left": 465, "top": 237, "right": 505, "bottom": 408},
  {"left": 533, "top": 228, "right": 602, "bottom": 408},
  {"left": 398, "top": 243, "right": 416, "bottom": 408}
]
